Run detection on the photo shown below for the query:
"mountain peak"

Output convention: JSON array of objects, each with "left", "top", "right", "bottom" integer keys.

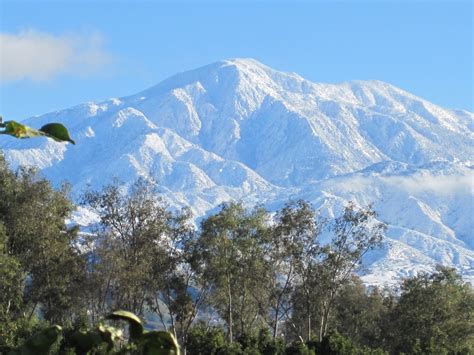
[
  {"left": 136, "top": 57, "right": 307, "bottom": 100},
  {"left": 220, "top": 57, "right": 269, "bottom": 68},
  {"left": 138, "top": 59, "right": 439, "bottom": 120},
  {"left": 219, "top": 58, "right": 302, "bottom": 79},
  {"left": 3, "top": 58, "right": 473, "bottom": 285}
]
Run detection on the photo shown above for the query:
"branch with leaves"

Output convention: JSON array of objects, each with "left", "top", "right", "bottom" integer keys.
[{"left": 0, "top": 116, "right": 75, "bottom": 144}]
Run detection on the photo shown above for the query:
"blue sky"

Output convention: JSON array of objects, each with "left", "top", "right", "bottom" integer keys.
[{"left": 1, "top": 0, "right": 472, "bottom": 120}]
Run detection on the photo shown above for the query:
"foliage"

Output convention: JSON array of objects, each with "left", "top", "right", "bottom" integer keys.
[
  {"left": 315, "top": 332, "right": 387, "bottom": 355},
  {"left": 8, "top": 325, "right": 63, "bottom": 355},
  {"left": 1, "top": 156, "right": 472, "bottom": 354},
  {"left": 263, "top": 200, "right": 320, "bottom": 341},
  {"left": 81, "top": 179, "right": 180, "bottom": 318},
  {"left": 186, "top": 324, "right": 228, "bottom": 354},
  {"left": 0, "top": 223, "right": 26, "bottom": 347},
  {"left": 7, "top": 310, "right": 180, "bottom": 354},
  {"left": 284, "top": 203, "right": 386, "bottom": 343},
  {"left": 388, "top": 266, "right": 474, "bottom": 354},
  {"left": 186, "top": 325, "right": 286, "bottom": 355},
  {"left": 332, "top": 278, "right": 391, "bottom": 349},
  {"left": 0, "top": 117, "right": 75, "bottom": 144},
  {"left": 0, "top": 154, "right": 86, "bottom": 346},
  {"left": 314, "top": 203, "right": 386, "bottom": 341},
  {"left": 256, "top": 329, "right": 286, "bottom": 355},
  {"left": 195, "top": 202, "right": 270, "bottom": 342},
  {"left": 284, "top": 341, "right": 315, "bottom": 355},
  {"left": 81, "top": 179, "right": 201, "bottom": 351}
]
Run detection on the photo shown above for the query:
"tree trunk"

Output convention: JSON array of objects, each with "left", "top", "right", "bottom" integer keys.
[
  {"left": 319, "top": 305, "right": 330, "bottom": 341},
  {"left": 306, "top": 293, "right": 312, "bottom": 342},
  {"left": 307, "top": 313, "right": 312, "bottom": 342},
  {"left": 319, "top": 312, "right": 325, "bottom": 342},
  {"left": 323, "top": 308, "right": 330, "bottom": 337},
  {"left": 227, "top": 274, "right": 233, "bottom": 343},
  {"left": 273, "top": 304, "right": 279, "bottom": 339}
]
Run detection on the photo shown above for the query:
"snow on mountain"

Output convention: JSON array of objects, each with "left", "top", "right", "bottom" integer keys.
[{"left": 2, "top": 58, "right": 473, "bottom": 285}]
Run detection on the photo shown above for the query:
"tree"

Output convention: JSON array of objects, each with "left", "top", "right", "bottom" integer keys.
[
  {"left": 82, "top": 179, "right": 176, "bottom": 318},
  {"left": 389, "top": 266, "right": 474, "bottom": 354},
  {"left": 186, "top": 323, "right": 228, "bottom": 355},
  {"left": 315, "top": 203, "right": 385, "bottom": 341},
  {"left": 264, "top": 200, "right": 320, "bottom": 341},
  {"left": 0, "top": 222, "right": 27, "bottom": 348},
  {"left": 147, "top": 207, "right": 207, "bottom": 353},
  {"left": 195, "top": 202, "right": 270, "bottom": 343},
  {"left": 286, "top": 203, "right": 385, "bottom": 343},
  {"left": 0, "top": 155, "right": 85, "bottom": 325},
  {"left": 332, "top": 276, "right": 392, "bottom": 349},
  {"left": 0, "top": 154, "right": 86, "bottom": 349},
  {"left": 315, "top": 331, "right": 387, "bottom": 355},
  {"left": 82, "top": 178, "right": 203, "bottom": 353}
]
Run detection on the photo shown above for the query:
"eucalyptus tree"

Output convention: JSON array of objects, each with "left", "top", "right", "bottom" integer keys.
[
  {"left": 284, "top": 202, "right": 385, "bottom": 343},
  {"left": 0, "top": 154, "right": 85, "bottom": 327},
  {"left": 82, "top": 179, "right": 174, "bottom": 318},
  {"left": 0, "top": 222, "right": 26, "bottom": 347},
  {"left": 332, "top": 276, "right": 392, "bottom": 349},
  {"left": 262, "top": 200, "right": 321, "bottom": 341},
  {"left": 315, "top": 203, "right": 386, "bottom": 341},
  {"left": 147, "top": 207, "right": 209, "bottom": 353},
  {"left": 195, "top": 202, "right": 270, "bottom": 343},
  {"left": 82, "top": 178, "right": 204, "bottom": 353},
  {"left": 390, "top": 266, "right": 474, "bottom": 354}
]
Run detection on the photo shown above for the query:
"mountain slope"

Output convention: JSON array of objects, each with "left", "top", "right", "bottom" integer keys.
[{"left": 2, "top": 58, "right": 473, "bottom": 284}]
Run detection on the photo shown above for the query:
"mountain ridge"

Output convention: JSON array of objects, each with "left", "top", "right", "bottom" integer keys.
[{"left": 2, "top": 58, "right": 473, "bottom": 285}]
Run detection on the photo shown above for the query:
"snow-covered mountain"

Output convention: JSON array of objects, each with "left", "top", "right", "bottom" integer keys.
[{"left": 2, "top": 58, "right": 473, "bottom": 285}]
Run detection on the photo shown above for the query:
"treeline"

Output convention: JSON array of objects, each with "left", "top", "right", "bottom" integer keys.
[{"left": 1, "top": 155, "right": 473, "bottom": 354}]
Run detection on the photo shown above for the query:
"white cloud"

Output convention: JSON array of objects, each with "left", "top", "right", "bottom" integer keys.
[
  {"left": 327, "top": 172, "right": 474, "bottom": 197},
  {"left": 381, "top": 173, "right": 474, "bottom": 196},
  {"left": 0, "top": 29, "right": 111, "bottom": 83}
]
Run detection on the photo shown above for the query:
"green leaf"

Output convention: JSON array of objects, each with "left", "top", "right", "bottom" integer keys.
[
  {"left": 0, "top": 121, "right": 42, "bottom": 139},
  {"left": 66, "top": 330, "right": 106, "bottom": 354},
  {"left": 140, "top": 331, "right": 180, "bottom": 355},
  {"left": 98, "top": 323, "right": 124, "bottom": 350},
  {"left": 39, "top": 123, "right": 75, "bottom": 144},
  {"left": 17, "top": 325, "right": 62, "bottom": 354},
  {"left": 0, "top": 120, "right": 75, "bottom": 144},
  {"left": 106, "top": 310, "right": 144, "bottom": 342}
]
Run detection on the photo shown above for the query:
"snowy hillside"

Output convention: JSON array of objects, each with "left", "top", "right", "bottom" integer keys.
[{"left": 2, "top": 58, "right": 473, "bottom": 285}]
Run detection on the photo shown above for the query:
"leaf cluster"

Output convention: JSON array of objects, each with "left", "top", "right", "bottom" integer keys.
[
  {"left": 7, "top": 310, "right": 180, "bottom": 355},
  {"left": 0, "top": 117, "right": 75, "bottom": 144}
]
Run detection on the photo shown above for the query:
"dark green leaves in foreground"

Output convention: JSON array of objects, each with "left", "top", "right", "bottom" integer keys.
[
  {"left": 38, "top": 123, "right": 75, "bottom": 144},
  {"left": 106, "top": 310, "right": 180, "bottom": 354},
  {"left": 0, "top": 118, "right": 75, "bottom": 144},
  {"left": 9, "top": 310, "right": 180, "bottom": 354},
  {"left": 106, "top": 310, "right": 144, "bottom": 342},
  {"left": 8, "top": 326, "right": 63, "bottom": 355}
]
